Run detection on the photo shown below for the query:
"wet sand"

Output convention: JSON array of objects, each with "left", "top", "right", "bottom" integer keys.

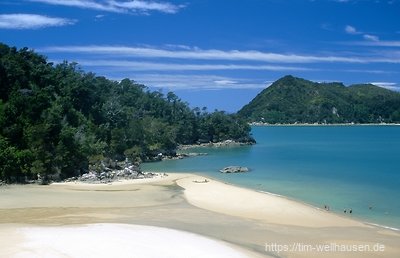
[{"left": 0, "top": 173, "right": 399, "bottom": 257}]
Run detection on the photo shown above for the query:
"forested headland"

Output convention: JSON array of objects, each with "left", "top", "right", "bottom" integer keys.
[
  {"left": 239, "top": 75, "right": 400, "bottom": 124},
  {"left": 0, "top": 43, "right": 254, "bottom": 183}
]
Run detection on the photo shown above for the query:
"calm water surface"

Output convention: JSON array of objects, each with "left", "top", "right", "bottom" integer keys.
[{"left": 143, "top": 126, "right": 400, "bottom": 229}]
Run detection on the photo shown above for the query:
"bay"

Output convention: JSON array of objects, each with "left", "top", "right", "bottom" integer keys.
[{"left": 142, "top": 125, "right": 400, "bottom": 229}]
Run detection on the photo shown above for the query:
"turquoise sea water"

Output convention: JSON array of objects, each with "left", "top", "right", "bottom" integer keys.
[{"left": 142, "top": 126, "right": 400, "bottom": 229}]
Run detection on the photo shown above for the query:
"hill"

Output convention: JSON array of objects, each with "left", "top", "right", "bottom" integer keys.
[
  {"left": 238, "top": 75, "right": 400, "bottom": 124},
  {"left": 0, "top": 43, "right": 254, "bottom": 183}
]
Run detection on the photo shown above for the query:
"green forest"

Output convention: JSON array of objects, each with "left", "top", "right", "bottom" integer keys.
[
  {"left": 0, "top": 43, "right": 254, "bottom": 183},
  {"left": 239, "top": 75, "right": 400, "bottom": 124}
]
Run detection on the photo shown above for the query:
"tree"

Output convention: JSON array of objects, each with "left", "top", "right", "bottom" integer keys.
[{"left": 0, "top": 43, "right": 254, "bottom": 182}]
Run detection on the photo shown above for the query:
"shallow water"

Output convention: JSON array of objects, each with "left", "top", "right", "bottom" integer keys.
[{"left": 143, "top": 126, "right": 400, "bottom": 229}]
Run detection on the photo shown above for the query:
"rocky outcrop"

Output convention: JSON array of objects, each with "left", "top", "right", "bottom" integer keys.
[
  {"left": 179, "top": 140, "right": 254, "bottom": 150},
  {"left": 219, "top": 166, "right": 249, "bottom": 173},
  {"left": 161, "top": 152, "right": 208, "bottom": 161},
  {"left": 64, "top": 161, "right": 158, "bottom": 184}
]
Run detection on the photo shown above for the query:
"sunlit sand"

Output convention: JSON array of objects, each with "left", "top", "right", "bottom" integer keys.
[{"left": 0, "top": 173, "right": 399, "bottom": 258}]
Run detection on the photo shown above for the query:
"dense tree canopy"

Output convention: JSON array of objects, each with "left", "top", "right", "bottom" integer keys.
[
  {"left": 0, "top": 43, "right": 254, "bottom": 183},
  {"left": 239, "top": 75, "right": 400, "bottom": 124}
]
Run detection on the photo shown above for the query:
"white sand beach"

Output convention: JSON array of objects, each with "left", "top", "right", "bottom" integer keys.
[
  {"left": 0, "top": 173, "right": 399, "bottom": 258},
  {"left": 1, "top": 224, "right": 251, "bottom": 258},
  {"left": 177, "top": 176, "right": 364, "bottom": 227}
]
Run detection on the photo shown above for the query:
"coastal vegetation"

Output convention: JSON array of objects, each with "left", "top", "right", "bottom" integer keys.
[
  {"left": 239, "top": 75, "right": 400, "bottom": 124},
  {"left": 0, "top": 43, "right": 254, "bottom": 183}
]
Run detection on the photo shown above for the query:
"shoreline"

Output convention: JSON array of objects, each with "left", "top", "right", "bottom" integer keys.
[
  {"left": 364, "top": 222, "right": 400, "bottom": 232},
  {"left": 1, "top": 172, "right": 399, "bottom": 257},
  {"left": 175, "top": 172, "right": 400, "bottom": 232},
  {"left": 254, "top": 189, "right": 400, "bottom": 232},
  {"left": 39, "top": 171, "right": 400, "bottom": 231},
  {"left": 2, "top": 172, "right": 398, "bottom": 231},
  {"left": 178, "top": 139, "right": 255, "bottom": 150},
  {"left": 176, "top": 174, "right": 366, "bottom": 228},
  {"left": 250, "top": 122, "right": 400, "bottom": 127}
]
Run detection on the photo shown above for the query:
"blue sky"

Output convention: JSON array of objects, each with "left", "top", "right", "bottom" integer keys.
[{"left": 1, "top": 0, "right": 399, "bottom": 112}]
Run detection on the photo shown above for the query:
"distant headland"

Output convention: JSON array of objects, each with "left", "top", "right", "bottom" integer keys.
[{"left": 238, "top": 75, "right": 400, "bottom": 125}]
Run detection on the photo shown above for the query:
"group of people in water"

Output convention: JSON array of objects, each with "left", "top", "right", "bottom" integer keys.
[
  {"left": 343, "top": 208, "right": 352, "bottom": 214},
  {"left": 323, "top": 205, "right": 376, "bottom": 214},
  {"left": 323, "top": 204, "right": 354, "bottom": 214}
]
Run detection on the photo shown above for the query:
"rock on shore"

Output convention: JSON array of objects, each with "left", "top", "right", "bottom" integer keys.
[
  {"left": 178, "top": 140, "right": 254, "bottom": 150},
  {"left": 65, "top": 164, "right": 157, "bottom": 184},
  {"left": 219, "top": 166, "right": 249, "bottom": 173},
  {"left": 161, "top": 152, "right": 208, "bottom": 161}
]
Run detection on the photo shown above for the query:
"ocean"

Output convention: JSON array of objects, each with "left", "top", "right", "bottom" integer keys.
[{"left": 142, "top": 126, "right": 400, "bottom": 230}]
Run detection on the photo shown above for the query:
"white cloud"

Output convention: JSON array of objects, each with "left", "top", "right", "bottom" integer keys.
[
  {"left": 70, "top": 59, "right": 314, "bottom": 71},
  {"left": 363, "top": 34, "right": 379, "bottom": 42},
  {"left": 214, "top": 80, "right": 238, "bottom": 85},
  {"left": 344, "top": 69, "right": 398, "bottom": 74},
  {"left": 29, "top": 0, "right": 184, "bottom": 14},
  {"left": 163, "top": 44, "right": 193, "bottom": 50},
  {"left": 352, "top": 40, "right": 400, "bottom": 47},
  {"left": 370, "top": 82, "right": 397, "bottom": 86},
  {"left": 123, "top": 74, "right": 270, "bottom": 90},
  {"left": 95, "top": 14, "right": 105, "bottom": 19},
  {"left": 109, "top": 0, "right": 184, "bottom": 14},
  {"left": 370, "top": 82, "right": 399, "bottom": 91},
  {"left": 345, "top": 25, "right": 360, "bottom": 35},
  {"left": 345, "top": 25, "right": 383, "bottom": 45},
  {"left": 29, "top": 0, "right": 121, "bottom": 12},
  {"left": 0, "top": 13, "right": 76, "bottom": 29},
  {"left": 40, "top": 45, "right": 364, "bottom": 63}
]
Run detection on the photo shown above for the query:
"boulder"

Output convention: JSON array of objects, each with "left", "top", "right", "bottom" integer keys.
[
  {"left": 80, "top": 172, "right": 98, "bottom": 181},
  {"left": 219, "top": 166, "right": 249, "bottom": 173}
]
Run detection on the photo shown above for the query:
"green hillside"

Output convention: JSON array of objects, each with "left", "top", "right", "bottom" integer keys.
[
  {"left": 0, "top": 43, "right": 254, "bottom": 183},
  {"left": 238, "top": 75, "right": 400, "bottom": 124}
]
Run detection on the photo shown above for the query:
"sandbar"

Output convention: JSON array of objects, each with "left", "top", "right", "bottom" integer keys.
[{"left": 0, "top": 173, "right": 399, "bottom": 258}]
